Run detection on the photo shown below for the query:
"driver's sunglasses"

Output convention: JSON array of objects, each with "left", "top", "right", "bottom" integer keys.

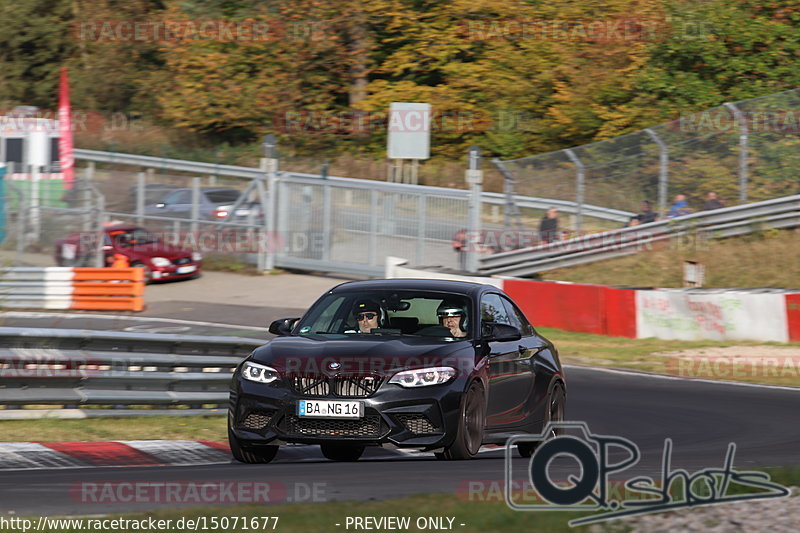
[{"left": 356, "top": 312, "right": 377, "bottom": 321}]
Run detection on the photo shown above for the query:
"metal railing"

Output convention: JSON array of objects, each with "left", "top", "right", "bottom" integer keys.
[
  {"left": 495, "top": 88, "right": 800, "bottom": 230},
  {"left": 66, "top": 148, "right": 635, "bottom": 277},
  {"left": 75, "top": 148, "right": 631, "bottom": 220},
  {"left": 0, "top": 328, "right": 263, "bottom": 418},
  {"left": 479, "top": 194, "right": 800, "bottom": 277}
]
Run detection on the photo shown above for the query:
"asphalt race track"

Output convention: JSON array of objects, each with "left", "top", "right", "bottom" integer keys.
[
  {"left": 1, "top": 302, "right": 798, "bottom": 516},
  {"left": 0, "top": 364, "right": 798, "bottom": 516},
  {"left": 0, "top": 301, "right": 299, "bottom": 337}
]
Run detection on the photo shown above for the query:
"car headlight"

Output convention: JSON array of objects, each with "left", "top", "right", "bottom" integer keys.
[
  {"left": 241, "top": 362, "right": 279, "bottom": 384},
  {"left": 192, "top": 252, "right": 202, "bottom": 262},
  {"left": 150, "top": 257, "right": 171, "bottom": 267},
  {"left": 389, "top": 366, "right": 456, "bottom": 388}
]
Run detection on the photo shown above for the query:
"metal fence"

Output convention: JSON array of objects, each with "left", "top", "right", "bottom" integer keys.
[
  {"left": 495, "top": 88, "right": 800, "bottom": 230},
  {"left": 2, "top": 148, "right": 644, "bottom": 276},
  {"left": 274, "top": 175, "right": 471, "bottom": 275},
  {"left": 66, "top": 150, "right": 635, "bottom": 276},
  {"left": 0, "top": 327, "right": 261, "bottom": 418},
  {"left": 479, "top": 194, "right": 800, "bottom": 277}
]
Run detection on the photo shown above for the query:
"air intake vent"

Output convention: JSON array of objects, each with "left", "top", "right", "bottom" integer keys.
[
  {"left": 240, "top": 410, "right": 274, "bottom": 430},
  {"left": 283, "top": 415, "right": 384, "bottom": 438},
  {"left": 396, "top": 414, "right": 441, "bottom": 435}
]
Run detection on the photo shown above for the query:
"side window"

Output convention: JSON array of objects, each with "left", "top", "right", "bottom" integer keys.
[
  {"left": 481, "top": 293, "right": 511, "bottom": 329},
  {"left": 501, "top": 297, "right": 534, "bottom": 337},
  {"left": 164, "top": 190, "right": 191, "bottom": 204}
]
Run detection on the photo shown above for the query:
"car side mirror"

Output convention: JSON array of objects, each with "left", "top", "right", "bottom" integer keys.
[
  {"left": 269, "top": 317, "right": 299, "bottom": 336},
  {"left": 483, "top": 323, "right": 521, "bottom": 342}
]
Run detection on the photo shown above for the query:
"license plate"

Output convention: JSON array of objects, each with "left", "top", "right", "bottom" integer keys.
[
  {"left": 298, "top": 400, "right": 363, "bottom": 419},
  {"left": 176, "top": 265, "right": 196, "bottom": 274}
]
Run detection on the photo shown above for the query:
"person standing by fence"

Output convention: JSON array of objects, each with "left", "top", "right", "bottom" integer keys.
[
  {"left": 703, "top": 191, "right": 724, "bottom": 211},
  {"left": 667, "top": 194, "right": 693, "bottom": 218},
  {"left": 539, "top": 207, "right": 559, "bottom": 244}
]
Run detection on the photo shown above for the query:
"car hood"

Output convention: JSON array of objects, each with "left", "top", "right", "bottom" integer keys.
[{"left": 250, "top": 335, "right": 471, "bottom": 377}]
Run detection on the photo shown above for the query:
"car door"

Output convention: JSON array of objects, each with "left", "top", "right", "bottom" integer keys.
[
  {"left": 159, "top": 190, "right": 192, "bottom": 218},
  {"left": 500, "top": 295, "right": 550, "bottom": 429},
  {"left": 481, "top": 292, "right": 536, "bottom": 429}
]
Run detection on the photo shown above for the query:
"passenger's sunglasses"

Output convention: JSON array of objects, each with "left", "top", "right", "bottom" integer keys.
[{"left": 356, "top": 312, "right": 377, "bottom": 321}]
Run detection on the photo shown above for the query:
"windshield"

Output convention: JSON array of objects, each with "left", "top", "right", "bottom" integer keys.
[
  {"left": 108, "top": 228, "right": 159, "bottom": 246},
  {"left": 205, "top": 190, "right": 241, "bottom": 203},
  {"left": 295, "top": 290, "right": 472, "bottom": 339}
]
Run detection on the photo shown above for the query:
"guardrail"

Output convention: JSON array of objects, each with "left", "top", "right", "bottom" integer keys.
[
  {"left": 74, "top": 148, "right": 632, "bottom": 223},
  {"left": 0, "top": 268, "right": 146, "bottom": 311},
  {"left": 0, "top": 328, "right": 264, "bottom": 418},
  {"left": 480, "top": 194, "right": 800, "bottom": 277}
]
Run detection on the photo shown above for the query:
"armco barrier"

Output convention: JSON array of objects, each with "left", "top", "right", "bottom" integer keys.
[
  {"left": 0, "top": 327, "right": 263, "bottom": 418},
  {"left": 0, "top": 267, "right": 144, "bottom": 312},
  {"left": 386, "top": 259, "right": 799, "bottom": 342}
]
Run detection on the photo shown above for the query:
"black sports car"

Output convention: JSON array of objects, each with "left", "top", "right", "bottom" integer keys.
[{"left": 228, "top": 279, "right": 566, "bottom": 462}]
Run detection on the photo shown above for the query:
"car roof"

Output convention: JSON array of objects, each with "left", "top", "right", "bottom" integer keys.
[
  {"left": 104, "top": 225, "right": 142, "bottom": 232},
  {"left": 328, "top": 278, "right": 494, "bottom": 297},
  {"left": 169, "top": 187, "right": 241, "bottom": 192}
]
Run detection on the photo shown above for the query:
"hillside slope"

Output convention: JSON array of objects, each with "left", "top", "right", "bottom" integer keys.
[{"left": 543, "top": 229, "right": 800, "bottom": 289}]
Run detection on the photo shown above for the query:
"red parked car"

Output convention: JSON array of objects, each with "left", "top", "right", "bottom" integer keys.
[{"left": 54, "top": 225, "right": 202, "bottom": 282}]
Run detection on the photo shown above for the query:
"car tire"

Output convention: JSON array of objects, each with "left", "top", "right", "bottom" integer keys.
[
  {"left": 320, "top": 444, "right": 365, "bottom": 462},
  {"left": 130, "top": 261, "right": 152, "bottom": 284},
  {"left": 228, "top": 427, "right": 278, "bottom": 464},
  {"left": 437, "top": 381, "right": 485, "bottom": 460},
  {"left": 518, "top": 382, "right": 566, "bottom": 458}
]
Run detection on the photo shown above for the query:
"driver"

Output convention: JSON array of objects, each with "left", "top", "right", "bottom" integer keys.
[
  {"left": 352, "top": 299, "right": 382, "bottom": 333},
  {"left": 437, "top": 301, "right": 468, "bottom": 338}
]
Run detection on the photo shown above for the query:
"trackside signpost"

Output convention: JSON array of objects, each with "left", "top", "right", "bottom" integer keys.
[{"left": 387, "top": 102, "right": 430, "bottom": 184}]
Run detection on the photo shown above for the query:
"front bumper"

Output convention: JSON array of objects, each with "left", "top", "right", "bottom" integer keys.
[
  {"left": 229, "top": 375, "right": 468, "bottom": 450},
  {"left": 150, "top": 262, "right": 201, "bottom": 281}
]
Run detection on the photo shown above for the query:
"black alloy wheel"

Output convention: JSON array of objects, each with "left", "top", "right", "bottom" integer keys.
[
  {"left": 320, "top": 444, "right": 366, "bottom": 462},
  {"left": 518, "top": 383, "right": 566, "bottom": 458},
  {"left": 436, "top": 381, "right": 486, "bottom": 460}
]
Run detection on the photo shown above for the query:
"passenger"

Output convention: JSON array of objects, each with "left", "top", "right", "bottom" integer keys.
[{"left": 437, "top": 301, "right": 468, "bottom": 338}]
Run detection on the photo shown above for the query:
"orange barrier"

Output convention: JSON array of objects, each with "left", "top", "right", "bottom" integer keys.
[
  {"left": 73, "top": 268, "right": 145, "bottom": 282},
  {"left": 69, "top": 268, "right": 145, "bottom": 312}
]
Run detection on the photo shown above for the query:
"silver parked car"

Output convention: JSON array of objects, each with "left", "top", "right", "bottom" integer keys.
[{"left": 144, "top": 187, "right": 255, "bottom": 221}]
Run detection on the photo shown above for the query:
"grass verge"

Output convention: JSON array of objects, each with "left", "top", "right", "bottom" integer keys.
[
  {"left": 539, "top": 327, "right": 800, "bottom": 387},
  {"left": 15, "top": 466, "right": 800, "bottom": 533},
  {"left": 544, "top": 228, "right": 800, "bottom": 289},
  {"left": 0, "top": 416, "right": 226, "bottom": 443}
]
